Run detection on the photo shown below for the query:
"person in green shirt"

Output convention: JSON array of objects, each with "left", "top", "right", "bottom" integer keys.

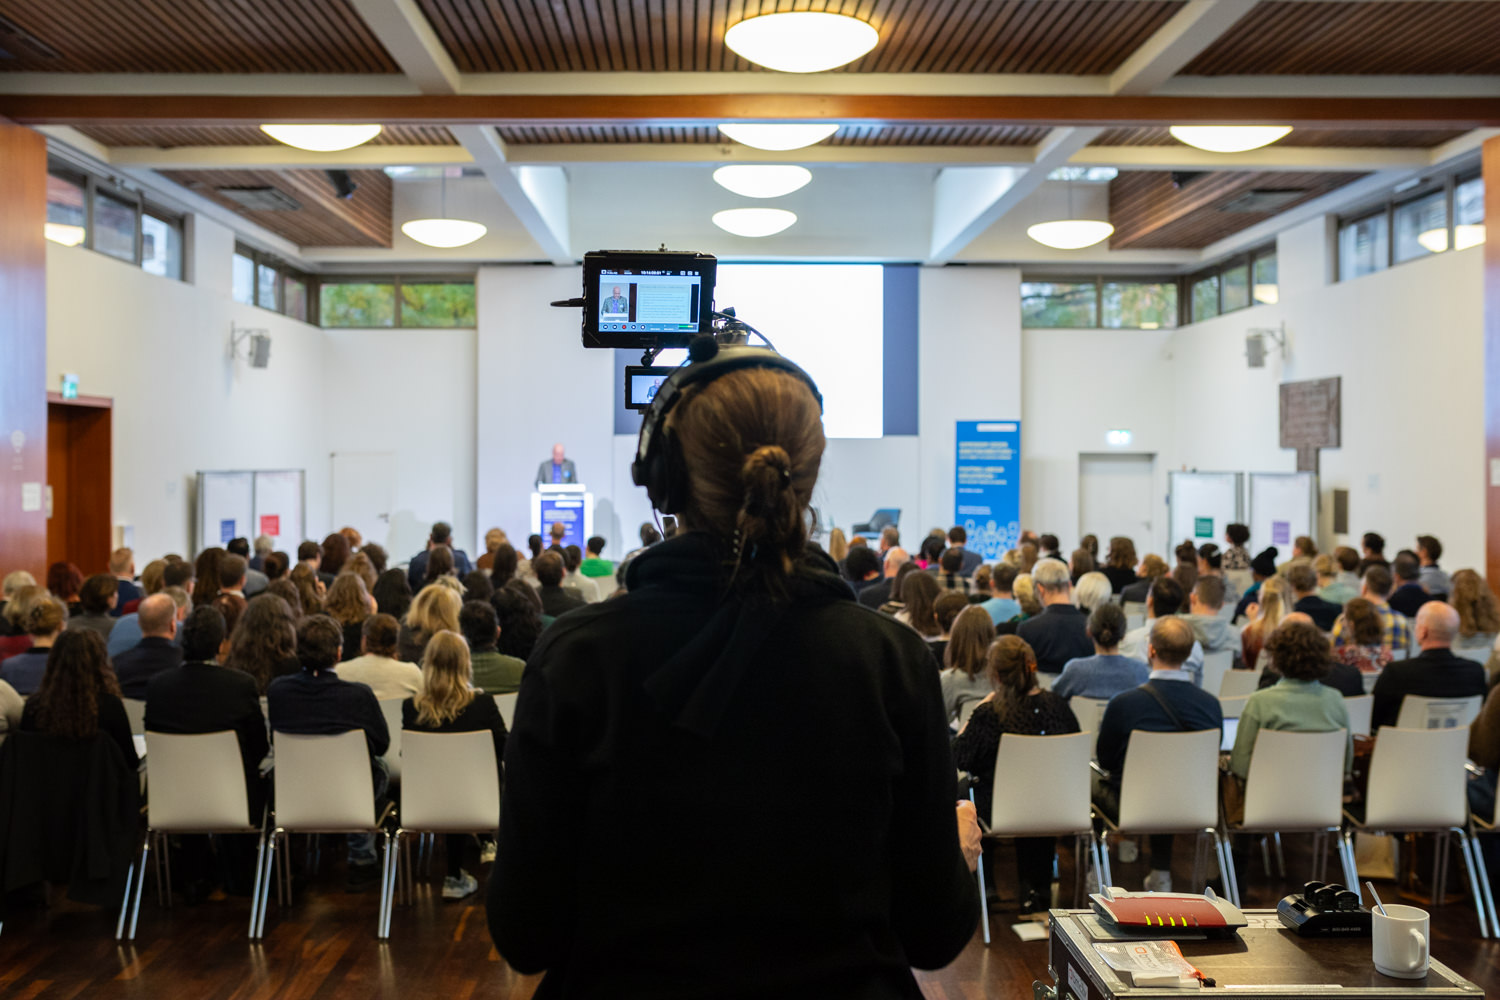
[
  {"left": 579, "top": 536, "right": 615, "bottom": 588},
  {"left": 460, "top": 599, "right": 525, "bottom": 694},
  {"left": 1228, "top": 618, "right": 1352, "bottom": 781}
]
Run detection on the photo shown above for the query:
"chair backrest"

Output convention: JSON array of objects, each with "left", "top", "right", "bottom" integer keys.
[
  {"left": 1117, "top": 729, "right": 1222, "bottom": 833},
  {"left": 989, "top": 732, "right": 1095, "bottom": 836},
  {"left": 1389, "top": 647, "right": 1410, "bottom": 662},
  {"left": 1242, "top": 729, "right": 1347, "bottom": 830},
  {"left": 272, "top": 730, "right": 375, "bottom": 831},
  {"left": 144, "top": 730, "right": 255, "bottom": 831},
  {"left": 1068, "top": 696, "right": 1110, "bottom": 735},
  {"left": 1343, "top": 694, "right": 1374, "bottom": 737},
  {"left": 1450, "top": 642, "right": 1493, "bottom": 665},
  {"left": 1364, "top": 726, "right": 1470, "bottom": 830},
  {"left": 956, "top": 697, "right": 985, "bottom": 730},
  {"left": 1394, "top": 694, "right": 1482, "bottom": 731},
  {"left": 399, "top": 731, "right": 501, "bottom": 832},
  {"left": 493, "top": 693, "right": 518, "bottom": 730},
  {"left": 1201, "top": 650, "right": 1233, "bottom": 696},
  {"left": 1218, "top": 695, "right": 1250, "bottom": 720},
  {"left": 1225, "top": 570, "right": 1253, "bottom": 597},
  {"left": 1123, "top": 603, "right": 1146, "bottom": 632},
  {"left": 1218, "top": 669, "right": 1263, "bottom": 699},
  {"left": 122, "top": 697, "right": 147, "bottom": 736},
  {"left": 378, "top": 698, "right": 404, "bottom": 780},
  {"left": 1035, "top": 672, "right": 1055, "bottom": 692}
]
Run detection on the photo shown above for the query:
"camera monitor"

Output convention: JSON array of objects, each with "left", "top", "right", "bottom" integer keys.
[
  {"left": 582, "top": 250, "right": 717, "bottom": 350},
  {"left": 625, "top": 365, "right": 677, "bottom": 412}
]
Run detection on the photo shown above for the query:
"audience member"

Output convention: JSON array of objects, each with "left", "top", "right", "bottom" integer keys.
[
  {"left": 112, "top": 593, "right": 183, "bottom": 698},
  {"left": 1359, "top": 532, "right": 1389, "bottom": 575},
  {"left": 488, "top": 543, "right": 519, "bottom": 589},
  {"left": 108, "top": 547, "right": 141, "bottom": 616},
  {"left": 224, "top": 594, "right": 299, "bottom": 694},
  {"left": 263, "top": 578, "right": 303, "bottom": 618},
  {"left": 1240, "top": 576, "right": 1293, "bottom": 670},
  {"left": 403, "top": 630, "right": 507, "bottom": 900},
  {"left": 339, "top": 526, "right": 363, "bottom": 552},
  {"left": 492, "top": 580, "right": 543, "bottom": 662},
  {"left": 407, "top": 522, "right": 474, "bottom": 590},
  {"left": 372, "top": 569, "right": 413, "bottom": 620},
  {"left": 462, "top": 570, "right": 495, "bottom": 603},
  {"left": 0, "top": 594, "right": 67, "bottom": 695},
  {"left": 289, "top": 563, "right": 325, "bottom": 614},
  {"left": 193, "top": 547, "right": 225, "bottom": 608},
  {"left": 928, "top": 592, "right": 969, "bottom": 666},
  {"left": 475, "top": 528, "right": 508, "bottom": 573},
  {"left": 844, "top": 546, "right": 882, "bottom": 594},
  {"left": 1073, "top": 572, "right": 1112, "bottom": 615},
  {"left": 0, "top": 673, "right": 22, "bottom": 742},
  {"left": 1185, "top": 576, "right": 1240, "bottom": 653},
  {"left": 320, "top": 532, "right": 350, "bottom": 584},
  {"left": 1319, "top": 547, "right": 1362, "bottom": 606},
  {"left": 1232, "top": 547, "right": 1280, "bottom": 621},
  {"left": 880, "top": 562, "right": 921, "bottom": 618},
  {"left": 360, "top": 543, "right": 388, "bottom": 575},
  {"left": 1195, "top": 544, "right": 1239, "bottom": 609},
  {"left": 47, "top": 561, "right": 84, "bottom": 614},
  {"left": 579, "top": 536, "right": 614, "bottom": 587},
  {"left": 1331, "top": 598, "right": 1393, "bottom": 675},
  {"left": 548, "top": 521, "right": 568, "bottom": 552},
  {"left": 1255, "top": 613, "right": 1362, "bottom": 696},
  {"left": 858, "top": 547, "right": 909, "bottom": 610},
  {"left": 1223, "top": 524, "right": 1251, "bottom": 571},
  {"left": 339, "top": 612, "right": 423, "bottom": 700},
  {"left": 1037, "top": 534, "right": 1063, "bottom": 563},
  {"left": 533, "top": 550, "right": 586, "bottom": 619},
  {"left": 18, "top": 628, "right": 138, "bottom": 770},
  {"left": 952, "top": 635, "right": 1079, "bottom": 915},
  {"left": 896, "top": 571, "right": 943, "bottom": 642},
  {"left": 1018, "top": 542, "right": 1040, "bottom": 574},
  {"left": 933, "top": 548, "right": 971, "bottom": 596},
  {"left": 326, "top": 573, "right": 376, "bottom": 661},
  {"left": 939, "top": 606, "right": 995, "bottom": 721},
  {"left": 1416, "top": 535, "right": 1450, "bottom": 598},
  {"left": 401, "top": 583, "right": 463, "bottom": 664},
  {"left": 1448, "top": 569, "right": 1499, "bottom": 659},
  {"left": 250, "top": 534, "right": 274, "bottom": 572},
  {"left": 915, "top": 535, "right": 944, "bottom": 572},
  {"left": 1174, "top": 539, "right": 1199, "bottom": 570},
  {"left": 1371, "top": 602, "right": 1486, "bottom": 731},
  {"left": 946, "top": 526, "right": 983, "bottom": 577},
  {"left": 1286, "top": 561, "right": 1341, "bottom": 632},
  {"left": 1101, "top": 537, "right": 1139, "bottom": 594},
  {"left": 268, "top": 615, "right": 390, "bottom": 892},
  {"left": 561, "top": 545, "right": 601, "bottom": 603},
  {"left": 226, "top": 538, "right": 269, "bottom": 596},
  {"left": 262, "top": 551, "right": 290, "bottom": 582},
  {"left": 1069, "top": 548, "right": 1096, "bottom": 585},
  {"left": 1332, "top": 565, "right": 1411, "bottom": 653},
  {"left": 423, "top": 545, "right": 457, "bottom": 587},
  {"left": 0, "top": 570, "right": 36, "bottom": 631},
  {"left": 1387, "top": 551, "right": 1436, "bottom": 619},
  {"left": 70, "top": 574, "right": 119, "bottom": 639},
  {"left": 1079, "top": 534, "right": 1099, "bottom": 562},
  {"left": 1118, "top": 577, "right": 1205, "bottom": 686},
  {"left": 1095, "top": 617, "right": 1222, "bottom": 892},
  {"left": 1053, "top": 603, "right": 1148, "bottom": 700},
  {"left": 0, "top": 583, "right": 41, "bottom": 663},
  {"left": 1120, "top": 553, "right": 1169, "bottom": 605},
  {"left": 969, "top": 564, "right": 992, "bottom": 604},
  {"left": 1017, "top": 559, "right": 1092, "bottom": 675},
  {"left": 460, "top": 600, "right": 524, "bottom": 694},
  {"left": 1291, "top": 535, "right": 1318, "bottom": 561},
  {"left": 341, "top": 551, "right": 379, "bottom": 590},
  {"left": 826, "top": 527, "right": 849, "bottom": 568},
  {"left": 979, "top": 563, "right": 1021, "bottom": 626},
  {"left": 217, "top": 554, "right": 250, "bottom": 604},
  {"left": 1012, "top": 574, "right": 1042, "bottom": 621},
  {"left": 1467, "top": 687, "right": 1500, "bottom": 846},
  {"left": 138, "top": 559, "right": 167, "bottom": 598}
]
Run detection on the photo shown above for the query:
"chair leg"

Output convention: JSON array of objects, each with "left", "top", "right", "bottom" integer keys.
[
  {"left": 1072, "top": 835, "right": 1085, "bottom": 907},
  {"left": 1099, "top": 830, "right": 1114, "bottom": 891},
  {"left": 1453, "top": 829, "right": 1490, "bottom": 939},
  {"left": 377, "top": 829, "right": 395, "bottom": 940},
  {"left": 115, "top": 857, "right": 134, "bottom": 942},
  {"left": 153, "top": 832, "right": 166, "bottom": 908},
  {"left": 1431, "top": 833, "right": 1445, "bottom": 908},
  {"left": 161, "top": 836, "right": 173, "bottom": 909},
  {"left": 256, "top": 830, "right": 279, "bottom": 940},
  {"left": 1274, "top": 832, "right": 1286, "bottom": 878},
  {"left": 1212, "top": 829, "right": 1240, "bottom": 908},
  {"left": 1469, "top": 828, "right": 1500, "bottom": 938},
  {"left": 116, "top": 835, "right": 149, "bottom": 941},
  {"left": 1340, "top": 831, "right": 1361, "bottom": 904},
  {"left": 968, "top": 789, "right": 989, "bottom": 946},
  {"left": 1090, "top": 836, "right": 1107, "bottom": 899},
  {"left": 1260, "top": 836, "right": 1273, "bottom": 877},
  {"left": 247, "top": 825, "right": 268, "bottom": 940}
]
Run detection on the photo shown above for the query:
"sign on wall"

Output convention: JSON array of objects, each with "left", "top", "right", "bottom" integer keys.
[{"left": 955, "top": 421, "right": 1022, "bottom": 560}]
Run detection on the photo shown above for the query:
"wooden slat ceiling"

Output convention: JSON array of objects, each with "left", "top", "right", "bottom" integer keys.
[
  {"left": 493, "top": 124, "right": 1054, "bottom": 145},
  {"left": 1184, "top": 1, "right": 1500, "bottom": 75},
  {"left": 0, "top": 0, "right": 398, "bottom": 73},
  {"left": 1095, "top": 126, "right": 1467, "bottom": 149},
  {"left": 161, "top": 169, "right": 393, "bottom": 248},
  {"left": 74, "top": 125, "right": 456, "bottom": 148},
  {"left": 417, "top": 0, "right": 1183, "bottom": 73},
  {"left": 1108, "top": 169, "right": 1361, "bottom": 250}
]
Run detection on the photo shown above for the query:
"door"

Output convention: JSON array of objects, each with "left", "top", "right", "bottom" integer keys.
[
  {"left": 47, "top": 395, "right": 113, "bottom": 574},
  {"left": 332, "top": 452, "right": 394, "bottom": 551},
  {"left": 1078, "top": 453, "right": 1156, "bottom": 556}
]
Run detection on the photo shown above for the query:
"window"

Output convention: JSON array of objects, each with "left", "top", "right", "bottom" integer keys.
[
  {"left": 284, "top": 276, "right": 309, "bottom": 322},
  {"left": 320, "top": 277, "right": 478, "bottom": 328},
  {"left": 92, "top": 190, "right": 138, "bottom": 262},
  {"left": 45, "top": 173, "right": 87, "bottom": 247},
  {"left": 1020, "top": 281, "right": 1097, "bottom": 328},
  {"left": 141, "top": 213, "right": 182, "bottom": 279},
  {"left": 1393, "top": 190, "right": 1446, "bottom": 263},
  {"left": 1339, "top": 212, "right": 1388, "bottom": 280},
  {"left": 1221, "top": 264, "right": 1250, "bottom": 313},
  {"left": 1253, "top": 253, "right": 1278, "bottom": 305},
  {"left": 235, "top": 242, "right": 313, "bottom": 320},
  {"left": 232, "top": 253, "right": 255, "bottom": 305},
  {"left": 256, "top": 262, "right": 279, "bottom": 311},
  {"left": 1101, "top": 281, "right": 1177, "bottom": 329},
  {"left": 1456, "top": 177, "right": 1484, "bottom": 231},
  {"left": 1191, "top": 275, "right": 1219, "bottom": 322},
  {"left": 45, "top": 163, "right": 188, "bottom": 280}
]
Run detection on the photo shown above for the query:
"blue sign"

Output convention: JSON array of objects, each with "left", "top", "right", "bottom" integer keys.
[
  {"left": 220, "top": 518, "right": 236, "bottom": 544},
  {"left": 955, "top": 421, "right": 1021, "bottom": 560},
  {"left": 539, "top": 497, "right": 586, "bottom": 551}
]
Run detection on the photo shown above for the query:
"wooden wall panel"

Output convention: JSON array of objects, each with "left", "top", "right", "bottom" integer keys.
[
  {"left": 0, "top": 124, "right": 48, "bottom": 582},
  {"left": 161, "top": 168, "right": 393, "bottom": 248},
  {"left": 1485, "top": 136, "right": 1500, "bottom": 592}
]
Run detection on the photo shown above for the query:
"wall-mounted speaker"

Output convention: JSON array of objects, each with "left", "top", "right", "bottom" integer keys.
[
  {"left": 1245, "top": 333, "right": 1266, "bottom": 368},
  {"left": 249, "top": 333, "right": 271, "bottom": 369}
]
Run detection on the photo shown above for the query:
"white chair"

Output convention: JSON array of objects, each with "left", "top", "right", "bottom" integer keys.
[
  {"left": 260, "top": 731, "right": 396, "bottom": 939},
  {"left": 1389, "top": 647, "right": 1410, "bottom": 662},
  {"left": 1395, "top": 694, "right": 1482, "bottom": 731},
  {"left": 118, "top": 731, "right": 268, "bottom": 941},
  {"left": 122, "top": 698, "right": 147, "bottom": 736},
  {"left": 1343, "top": 727, "right": 1490, "bottom": 937},
  {"left": 1466, "top": 771, "right": 1500, "bottom": 939},
  {"left": 378, "top": 699, "right": 404, "bottom": 782},
  {"left": 1035, "top": 672, "right": 1054, "bottom": 692},
  {"left": 1343, "top": 695, "right": 1374, "bottom": 737},
  {"left": 1218, "top": 669, "right": 1262, "bottom": 699},
  {"left": 1225, "top": 729, "right": 1355, "bottom": 902},
  {"left": 1095, "top": 729, "right": 1235, "bottom": 905},
  {"left": 1451, "top": 643, "right": 1494, "bottom": 665},
  {"left": 956, "top": 698, "right": 985, "bottom": 731},
  {"left": 387, "top": 731, "right": 501, "bottom": 936},
  {"left": 1218, "top": 695, "right": 1250, "bottom": 720},
  {"left": 977, "top": 732, "right": 1103, "bottom": 945},
  {"left": 493, "top": 692, "right": 519, "bottom": 730},
  {"left": 1200, "top": 651, "right": 1233, "bottom": 696},
  {"left": 1068, "top": 696, "right": 1110, "bottom": 735}
]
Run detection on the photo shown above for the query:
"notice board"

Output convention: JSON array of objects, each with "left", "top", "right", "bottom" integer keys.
[{"left": 954, "top": 420, "right": 1021, "bottom": 560}]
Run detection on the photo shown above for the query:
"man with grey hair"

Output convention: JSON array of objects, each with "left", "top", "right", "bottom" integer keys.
[
  {"left": 1017, "top": 558, "right": 1093, "bottom": 675},
  {"left": 858, "top": 547, "right": 909, "bottom": 610},
  {"left": 1371, "top": 601, "right": 1486, "bottom": 731},
  {"left": 251, "top": 534, "right": 275, "bottom": 572}
]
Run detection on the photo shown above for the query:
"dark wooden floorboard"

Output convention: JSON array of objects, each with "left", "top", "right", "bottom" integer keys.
[{"left": 2, "top": 836, "right": 1496, "bottom": 998}]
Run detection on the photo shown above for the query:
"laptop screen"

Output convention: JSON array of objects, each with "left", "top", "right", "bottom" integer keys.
[{"left": 1220, "top": 719, "right": 1238, "bottom": 753}]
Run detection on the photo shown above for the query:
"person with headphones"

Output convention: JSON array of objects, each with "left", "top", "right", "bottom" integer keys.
[{"left": 488, "top": 338, "right": 980, "bottom": 995}]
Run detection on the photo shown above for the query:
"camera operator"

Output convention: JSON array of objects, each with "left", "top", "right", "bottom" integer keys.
[{"left": 488, "top": 342, "right": 979, "bottom": 996}]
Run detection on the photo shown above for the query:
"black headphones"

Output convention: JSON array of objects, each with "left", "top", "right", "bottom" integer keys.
[{"left": 632, "top": 338, "right": 823, "bottom": 514}]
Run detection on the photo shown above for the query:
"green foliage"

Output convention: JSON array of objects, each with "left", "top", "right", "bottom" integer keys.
[
  {"left": 1192, "top": 276, "right": 1220, "bottom": 322},
  {"left": 319, "top": 281, "right": 477, "bottom": 328},
  {"left": 1020, "top": 282, "right": 1096, "bottom": 328},
  {"left": 401, "top": 283, "right": 477, "bottom": 327},
  {"left": 1103, "top": 282, "right": 1178, "bottom": 329},
  {"left": 321, "top": 282, "right": 395, "bottom": 327}
]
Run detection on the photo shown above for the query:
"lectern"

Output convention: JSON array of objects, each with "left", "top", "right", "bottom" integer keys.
[{"left": 531, "top": 484, "right": 593, "bottom": 550}]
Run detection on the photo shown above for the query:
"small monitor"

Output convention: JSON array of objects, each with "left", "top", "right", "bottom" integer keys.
[
  {"left": 625, "top": 365, "right": 677, "bottom": 412},
  {"left": 582, "top": 250, "right": 716, "bottom": 350}
]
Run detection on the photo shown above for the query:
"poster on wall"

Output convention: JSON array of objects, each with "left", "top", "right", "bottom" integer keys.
[
  {"left": 1248, "top": 471, "right": 1317, "bottom": 556},
  {"left": 1167, "top": 471, "right": 1243, "bottom": 551},
  {"left": 253, "top": 470, "right": 306, "bottom": 548},
  {"left": 954, "top": 421, "right": 1022, "bottom": 560}
]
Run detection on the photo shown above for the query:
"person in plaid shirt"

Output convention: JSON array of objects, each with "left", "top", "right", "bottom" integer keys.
[{"left": 1331, "top": 564, "right": 1412, "bottom": 652}]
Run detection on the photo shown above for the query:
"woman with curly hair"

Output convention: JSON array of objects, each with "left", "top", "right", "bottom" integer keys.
[
  {"left": 341, "top": 551, "right": 379, "bottom": 591},
  {"left": 1101, "top": 537, "right": 1139, "bottom": 594},
  {"left": 0, "top": 593, "right": 68, "bottom": 695},
  {"left": 1332, "top": 597, "right": 1393, "bottom": 675},
  {"left": 289, "top": 563, "right": 325, "bottom": 615},
  {"left": 224, "top": 594, "right": 299, "bottom": 693},
  {"left": 1229, "top": 620, "right": 1350, "bottom": 781},
  {"left": 18, "top": 628, "right": 138, "bottom": 767},
  {"left": 325, "top": 573, "right": 375, "bottom": 661},
  {"left": 1449, "top": 569, "right": 1500, "bottom": 661}
]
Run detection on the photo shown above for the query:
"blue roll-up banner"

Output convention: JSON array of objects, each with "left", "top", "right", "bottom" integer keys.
[{"left": 955, "top": 420, "right": 1022, "bottom": 560}]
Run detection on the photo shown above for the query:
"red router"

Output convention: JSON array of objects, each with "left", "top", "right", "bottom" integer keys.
[{"left": 1091, "top": 887, "right": 1248, "bottom": 939}]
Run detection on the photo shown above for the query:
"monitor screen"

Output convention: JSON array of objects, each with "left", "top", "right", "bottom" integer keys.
[
  {"left": 597, "top": 268, "right": 704, "bottom": 336},
  {"left": 625, "top": 366, "right": 675, "bottom": 410}
]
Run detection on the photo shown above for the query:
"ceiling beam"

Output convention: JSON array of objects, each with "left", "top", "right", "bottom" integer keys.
[
  {"left": 1157, "top": 76, "right": 1500, "bottom": 99},
  {"left": 450, "top": 125, "right": 570, "bottom": 266},
  {"left": 5, "top": 94, "right": 1500, "bottom": 129},
  {"left": 928, "top": 127, "right": 1104, "bottom": 264},
  {"left": 1109, "top": 0, "right": 1259, "bottom": 95},
  {"left": 345, "top": 0, "right": 459, "bottom": 95},
  {"left": 1071, "top": 145, "right": 1429, "bottom": 173},
  {"left": 108, "top": 145, "right": 472, "bottom": 170}
]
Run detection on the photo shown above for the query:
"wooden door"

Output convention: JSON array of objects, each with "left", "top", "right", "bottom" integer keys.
[{"left": 46, "top": 394, "right": 113, "bottom": 576}]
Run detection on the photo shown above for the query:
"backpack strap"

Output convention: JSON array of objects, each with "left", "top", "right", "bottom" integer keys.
[{"left": 1140, "top": 680, "right": 1191, "bottom": 732}]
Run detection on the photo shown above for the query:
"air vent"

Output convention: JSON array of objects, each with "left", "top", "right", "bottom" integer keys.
[
  {"left": 218, "top": 187, "right": 302, "bottom": 211},
  {"left": 1220, "top": 189, "right": 1306, "bottom": 214}
]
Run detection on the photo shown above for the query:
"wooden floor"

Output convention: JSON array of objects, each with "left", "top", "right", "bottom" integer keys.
[{"left": 2, "top": 836, "right": 1497, "bottom": 999}]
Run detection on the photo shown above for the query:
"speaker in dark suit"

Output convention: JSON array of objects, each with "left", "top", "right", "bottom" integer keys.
[{"left": 535, "top": 444, "right": 579, "bottom": 486}]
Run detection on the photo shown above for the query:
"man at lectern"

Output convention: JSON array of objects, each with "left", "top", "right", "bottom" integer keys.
[{"left": 536, "top": 443, "right": 578, "bottom": 487}]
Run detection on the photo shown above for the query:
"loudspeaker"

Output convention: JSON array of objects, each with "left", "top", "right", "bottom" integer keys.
[
  {"left": 249, "top": 333, "right": 272, "bottom": 369},
  {"left": 1245, "top": 332, "right": 1266, "bottom": 369}
]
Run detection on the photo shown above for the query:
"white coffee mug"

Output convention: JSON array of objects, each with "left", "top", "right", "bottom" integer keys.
[{"left": 1373, "top": 904, "right": 1430, "bottom": 980}]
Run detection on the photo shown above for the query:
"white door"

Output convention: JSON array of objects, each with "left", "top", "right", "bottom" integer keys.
[
  {"left": 332, "top": 452, "right": 395, "bottom": 551},
  {"left": 1078, "top": 453, "right": 1157, "bottom": 556}
]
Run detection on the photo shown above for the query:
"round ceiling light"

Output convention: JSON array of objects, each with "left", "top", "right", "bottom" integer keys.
[
  {"left": 259, "top": 124, "right": 384, "bottom": 152},
  {"left": 1417, "top": 224, "right": 1486, "bottom": 254},
  {"left": 716, "top": 122, "right": 840, "bottom": 151},
  {"left": 712, "top": 164, "right": 812, "bottom": 199},
  {"left": 724, "top": 11, "right": 879, "bottom": 73},
  {"left": 712, "top": 208, "right": 798, "bottom": 238},
  {"left": 401, "top": 218, "right": 488, "bottom": 248},
  {"left": 1026, "top": 219, "right": 1115, "bottom": 251},
  {"left": 44, "top": 223, "right": 86, "bottom": 246},
  {"left": 1168, "top": 125, "right": 1293, "bottom": 154}
]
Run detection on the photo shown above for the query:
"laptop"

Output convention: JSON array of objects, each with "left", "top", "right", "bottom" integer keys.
[{"left": 1220, "top": 718, "right": 1238, "bottom": 753}]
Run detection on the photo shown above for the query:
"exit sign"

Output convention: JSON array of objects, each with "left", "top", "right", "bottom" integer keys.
[{"left": 60, "top": 373, "right": 79, "bottom": 400}]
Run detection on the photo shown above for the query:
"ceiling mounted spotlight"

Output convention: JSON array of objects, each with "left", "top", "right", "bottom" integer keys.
[
  {"left": 724, "top": 11, "right": 879, "bottom": 73},
  {"left": 1168, "top": 125, "right": 1293, "bottom": 153},
  {"left": 717, "top": 122, "right": 840, "bottom": 151},
  {"left": 259, "top": 124, "right": 383, "bottom": 152},
  {"left": 712, "top": 208, "right": 798, "bottom": 238},
  {"left": 712, "top": 164, "right": 812, "bottom": 199}
]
